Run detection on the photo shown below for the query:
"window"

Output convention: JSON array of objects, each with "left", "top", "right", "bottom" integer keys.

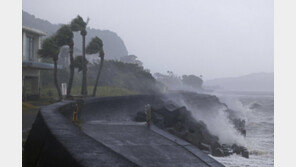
[{"left": 25, "top": 35, "right": 34, "bottom": 61}]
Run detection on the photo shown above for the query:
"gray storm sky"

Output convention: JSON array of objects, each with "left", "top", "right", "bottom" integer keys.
[{"left": 23, "top": 0, "right": 273, "bottom": 79}]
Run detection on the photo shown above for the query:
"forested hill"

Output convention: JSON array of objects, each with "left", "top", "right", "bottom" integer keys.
[{"left": 22, "top": 11, "right": 128, "bottom": 60}]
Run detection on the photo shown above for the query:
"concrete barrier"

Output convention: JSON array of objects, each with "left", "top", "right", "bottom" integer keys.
[
  {"left": 23, "top": 94, "right": 224, "bottom": 167},
  {"left": 23, "top": 100, "right": 138, "bottom": 167}
]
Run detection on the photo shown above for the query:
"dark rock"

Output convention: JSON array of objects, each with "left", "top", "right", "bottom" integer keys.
[
  {"left": 154, "top": 103, "right": 182, "bottom": 127},
  {"left": 231, "top": 144, "right": 249, "bottom": 158},
  {"left": 241, "top": 147, "right": 249, "bottom": 158},
  {"left": 211, "top": 148, "right": 224, "bottom": 157},
  {"left": 199, "top": 142, "right": 211, "bottom": 152},
  {"left": 232, "top": 119, "right": 246, "bottom": 136},
  {"left": 221, "top": 144, "right": 233, "bottom": 156},
  {"left": 231, "top": 144, "right": 242, "bottom": 154},
  {"left": 181, "top": 130, "right": 203, "bottom": 147},
  {"left": 147, "top": 100, "right": 221, "bottom": 154},
  {"left": 152, "top": 112, "right": 165, "bottom": 129},
  {"left": 249, "top": 102, "right": 262, "bottom": 109},
  {"left": 211, "top": 142, "right": 224, "bottom": 157},
  {"left": 241, "top": 129, "right": 246, "bottom": 137}
]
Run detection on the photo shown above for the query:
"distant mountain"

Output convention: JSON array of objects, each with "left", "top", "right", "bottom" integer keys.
[
  {"left": 22, "top": 11, "right": 128, "bottom": 60},
  {"left": 204, "top": 72, "right": 274, "bottom": 91}
]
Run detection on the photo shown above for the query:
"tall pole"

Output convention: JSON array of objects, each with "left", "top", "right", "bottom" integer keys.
[{"left": 81, "top": 30, "right": 87, "bottom": 96}]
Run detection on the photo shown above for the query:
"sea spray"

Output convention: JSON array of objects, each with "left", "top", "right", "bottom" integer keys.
[
  {"left": 213, "top": 94, "right": 259, "bottom": 149},
  {"left": 164, "top": 92, "right": 247, "bottom": 146},
  {"left": 191, "top": 107, "right": 246, "bottom": 146},
  {"left": 210, "top": 92, "right": 274, "bottom": 166},
  {"left": 216, "top": 95, "right": 254, "bottom": 123}
]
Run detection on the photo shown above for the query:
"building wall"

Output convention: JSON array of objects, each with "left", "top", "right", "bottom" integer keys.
[
  {"left": 22, "top": 29, "right": 43, "bottom": 100},
  {"left": 22, "top": 30, "right": 42, "bottom": 62}
]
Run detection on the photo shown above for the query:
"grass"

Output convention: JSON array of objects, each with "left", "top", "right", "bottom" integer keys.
[{"left": 22, "top": 102, "right": 37, "bottom": 111}]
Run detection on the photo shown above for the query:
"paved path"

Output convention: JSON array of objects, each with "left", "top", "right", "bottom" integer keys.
[{"left": 82, "top": 121, "right": 224, "bottom": 167}]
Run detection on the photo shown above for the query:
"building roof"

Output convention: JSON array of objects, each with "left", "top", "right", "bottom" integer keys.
[
  {"left": 22, "top": 26, "right": 46, "bottom": 36},
  {"left": 23, "top": 61, "right": 62, "bottom": 70}
]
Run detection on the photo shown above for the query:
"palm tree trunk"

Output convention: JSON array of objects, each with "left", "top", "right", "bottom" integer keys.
[
  {"left": 67, "top": 43, "right": 74, "bottom": 98},
  {"left": 92, "top": 57, "right": 104, "bottom": 97},
  {"left": 81, "top": 34, "right": 87, "bottom": 96},
  {"left": 53, "top": 59, "right": 62, "bottom": 100}
]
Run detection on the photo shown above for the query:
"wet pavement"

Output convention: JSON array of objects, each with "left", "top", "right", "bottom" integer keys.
[{"left": 82, "top": 121, "right": 221, "bottom": 167}]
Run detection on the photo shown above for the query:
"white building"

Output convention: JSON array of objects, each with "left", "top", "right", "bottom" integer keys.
[{"left": 22, "top": 26, "right": 55, "bottom": 100}]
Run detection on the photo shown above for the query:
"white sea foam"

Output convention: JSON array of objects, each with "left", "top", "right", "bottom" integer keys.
[
  {"left": 169, "top": 94, "right": 247, "bottom": 146},
  {"left": 211, "top": 93, "right": 274, "bottom": 167}
]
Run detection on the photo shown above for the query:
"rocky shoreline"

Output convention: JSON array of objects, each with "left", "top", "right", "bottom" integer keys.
[{"left": 135, "top": 91, "right": 249, "bottom": 158}]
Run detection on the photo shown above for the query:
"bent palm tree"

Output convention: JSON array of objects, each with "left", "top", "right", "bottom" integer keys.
[
  {"left": 55, "top": 25, "right": 74, "bottom": 98},
  {"left": 86, "top": 36, "right": 104, "bottom": 96},
  {"left": 38, "top": 36, "right": 62, "bottom": 100},
  {"left": 73, "top": 55, "right": 89, "bottom": 72},
  {"left": 70, "top": 15, "right": 89, "bottom": 96}
]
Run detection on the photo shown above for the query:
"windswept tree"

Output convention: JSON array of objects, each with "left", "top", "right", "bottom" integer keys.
[
  {"left": 70, "top": 15, "right": 89, "bottom": 96},
  {"left": 55, "top": 25, "right": 74, "bottom": 98},
  {"left": 119, "top": 55, "right": 143, "bottom": 67},
  {"left": 86, "top": 36, "right": 105, "bottom": 96},
  {"left": 182, "top": 75, "right": 203, "bottom": 89},
  {"left": 73, "top": 55, "right": 89, "bottom": 72},
  {"left": 38, "top": 36, "right": 62, "bottom": 100}
]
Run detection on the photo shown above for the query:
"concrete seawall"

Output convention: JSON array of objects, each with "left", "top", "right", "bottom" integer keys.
[
  {"left": 23, "top": 95, "right": 224, "bottom": 167},
  {"left": 23, "top": 100, "right": 137, "bottom": 167}
]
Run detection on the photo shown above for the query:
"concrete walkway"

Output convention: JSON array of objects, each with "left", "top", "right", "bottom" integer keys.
[{"left": 82, "top": 121, "right": 224, "bottom": 167}]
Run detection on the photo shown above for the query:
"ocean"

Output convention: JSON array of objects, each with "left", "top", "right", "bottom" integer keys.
[{"left": 211, "top": 91, "right": 274, "bottom": 167}]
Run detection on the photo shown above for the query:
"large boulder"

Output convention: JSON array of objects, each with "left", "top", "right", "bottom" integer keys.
[
  {"left": 154, "top": 103, "right": 183, "bottom": 127},
  {"left": 232, "top": 119, "right": 246, "bottom": 137},
  {"left": 241, "top": 147, "right": 249, "bottom": 158}
]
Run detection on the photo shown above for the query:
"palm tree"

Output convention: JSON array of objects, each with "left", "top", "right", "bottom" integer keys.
[
  {"left": 70, "top": 15, "right": 89, "bottom": 96},
  {"left": 73, "top": 55, "right": 89, "bottom": 72},
  {"left": 38, "top": 36, "right": 62, "bottom": 100},
  {"left": 86, "top": 36, "right": 105, "bottom": 96},
  {"left": 55, "top": 25, "right": 74, "bottom": 98}
]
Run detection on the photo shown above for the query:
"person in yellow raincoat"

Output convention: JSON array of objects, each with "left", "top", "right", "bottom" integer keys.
[{"left": 145, "top": 104, "right": 152, "bottom": 127}]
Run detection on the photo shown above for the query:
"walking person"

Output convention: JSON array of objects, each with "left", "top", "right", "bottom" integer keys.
[{"left": 145, "top": 104, "right": 152, "bottom": 128}]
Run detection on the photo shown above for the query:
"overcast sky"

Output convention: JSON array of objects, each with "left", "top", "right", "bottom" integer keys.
[{"left": 23, "top": 0, "right": 273, "bottom": 79}]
